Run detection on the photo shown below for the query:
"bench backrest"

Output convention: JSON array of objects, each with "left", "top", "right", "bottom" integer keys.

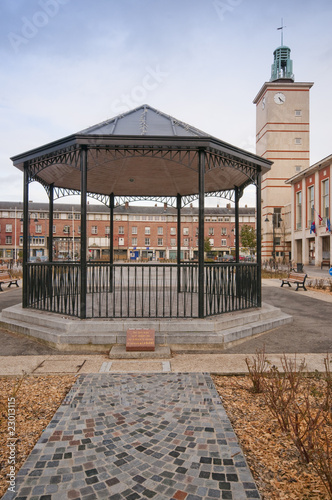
[
  {"left": 0, "top": 272, "right": 11, "bottom": 280},
  {"left": 289, "top": 272, "right": 306, "bottom": 281}
]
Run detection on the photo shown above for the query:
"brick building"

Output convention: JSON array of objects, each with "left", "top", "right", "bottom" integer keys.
[{"left": 0, "top": 201, "right": 255, "bottom": 263}]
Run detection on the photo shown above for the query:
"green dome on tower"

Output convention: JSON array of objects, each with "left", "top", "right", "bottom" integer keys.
[{"left": 270, "top": 45, "right": 294, "bottom": 82}]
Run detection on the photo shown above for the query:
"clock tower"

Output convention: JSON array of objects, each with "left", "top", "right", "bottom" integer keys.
[{"left": 253, "top": 42, "right": 313, "bottom": 263}]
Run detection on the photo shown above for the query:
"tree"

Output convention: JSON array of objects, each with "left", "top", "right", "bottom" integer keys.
[
  {"left": 240, "top": 224, "right": 256, "bottom": 254},
  {"left": 204, "top": 237, "right": 212, "bottom": 253}
]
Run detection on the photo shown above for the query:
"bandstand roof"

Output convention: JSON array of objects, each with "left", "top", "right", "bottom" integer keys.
[{"left": 11, "top": 104, "right": 271, "bottom": 202}]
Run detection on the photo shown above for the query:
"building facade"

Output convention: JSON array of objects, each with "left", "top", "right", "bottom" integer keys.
[
  {"left": 287, "top": 154, "right": 331, "bottom": 266},
  {"left": 253, "top": 42, "right": 313, "bottom": 263},
  {"left": 0, "top": 201, "right": 255, "bottom": 263}
]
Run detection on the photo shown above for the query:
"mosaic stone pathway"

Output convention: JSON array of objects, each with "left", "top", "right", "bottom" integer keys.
[{"left": 3, "top": 373, "right": 260, "bottom": 500}]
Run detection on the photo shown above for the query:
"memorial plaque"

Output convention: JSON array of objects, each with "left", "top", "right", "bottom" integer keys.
[{"left": 126, "top": 329, "right": 155, "bottom": 351}]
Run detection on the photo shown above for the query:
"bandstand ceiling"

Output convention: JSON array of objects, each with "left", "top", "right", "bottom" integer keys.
[{"left": 11, "top": 104, "right": 272, "bottom": 198}]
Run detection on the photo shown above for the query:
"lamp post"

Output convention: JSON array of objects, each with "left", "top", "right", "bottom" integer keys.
[
  {"left": 21, "top": 212, "right": 38, "bottom": 262},
  {"left": 264, "top": 212, "right": 283, "bottom": 265}
]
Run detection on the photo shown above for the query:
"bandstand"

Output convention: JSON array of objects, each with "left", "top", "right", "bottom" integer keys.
[{"left": 11, "top": 105, "right": 272, "bottom": 322}]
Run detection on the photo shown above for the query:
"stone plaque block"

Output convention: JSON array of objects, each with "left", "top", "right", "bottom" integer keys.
[{"left": 126, "top": 329, "right": 155, "bottom": 351}]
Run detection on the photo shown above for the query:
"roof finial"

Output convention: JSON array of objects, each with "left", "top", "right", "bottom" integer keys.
[{"left": 277, "top": 18, "right": 286, "bottom": 46}]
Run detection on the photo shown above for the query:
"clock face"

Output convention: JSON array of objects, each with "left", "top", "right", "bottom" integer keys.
[{"left": 274, "top": 92, "right": 286, "bottom": 104}]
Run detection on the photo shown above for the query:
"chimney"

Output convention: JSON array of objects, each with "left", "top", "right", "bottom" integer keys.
[
  {"left": 125, "top": 201, "right": 129, "bottom": 209},
  {"left": 226, "top": 203, "right": 231, "bottom": 209},
  {"left": 190, "top": 203, "right": 193, "bottom": 208},
  {"left": 217, "top": 204, "right": 219, "bottom": 208},
  {"left": 164, "top": 203, "right": 167, "bottom": 210}
]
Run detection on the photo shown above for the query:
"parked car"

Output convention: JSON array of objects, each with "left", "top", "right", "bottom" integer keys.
[{"left": 217, "top": 254, "right": 235, "bottom": 262}]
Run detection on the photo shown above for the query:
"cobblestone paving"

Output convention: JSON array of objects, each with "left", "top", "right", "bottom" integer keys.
[{"left": 3, "top": 373, "right": 260, "bottom": 500}]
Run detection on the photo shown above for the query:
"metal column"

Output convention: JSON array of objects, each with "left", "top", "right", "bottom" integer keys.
[
  {"left": 256, "top": 171, "right": 262, "bottom": 308},
  {"left": 235, "top": 187, "right": 240, "bottom": 263},
  {"left": 110, "top": 193, "right": 114, "bottom": 292},
  {"left": 177, "top": 193, "right": 181, "bottom": 293},
  {"left": 22, "top": 163, "right": 29, "bottom": 308},
  {"left": 80, "top": 146, "right": 88, "bottom": 318},
  {"left": 198, "top": 149, "right": 205, "bottom": 318},
  {"left": 48, "top": 184, "right": 54, "bottom": 262}
]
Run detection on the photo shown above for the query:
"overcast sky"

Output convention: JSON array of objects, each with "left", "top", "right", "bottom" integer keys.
[{"left": 1, "top": 0, "right": 332, "bottom": 207}]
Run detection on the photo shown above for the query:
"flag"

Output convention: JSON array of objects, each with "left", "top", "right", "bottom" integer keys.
[
  {"left": 310, "top": 221, "right": 316, "bottom": 235},
  {"left": 327, "top": 218, "right": 331, "bottom": 233}
]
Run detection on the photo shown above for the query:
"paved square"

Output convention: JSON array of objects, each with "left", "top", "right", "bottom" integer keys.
[{"left": 3, "top": 373, "right": 260, "bottom": 499}]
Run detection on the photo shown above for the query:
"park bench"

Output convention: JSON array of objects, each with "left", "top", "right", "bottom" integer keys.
[
  {"left": 280, "top": 271, "right": 307, "bottom": 291},
  {"left": 321, "top": 259, "right": 330, "bottom": 269},
  {"left": 0, "top": 271, "right": 19, "bottom": 292}
]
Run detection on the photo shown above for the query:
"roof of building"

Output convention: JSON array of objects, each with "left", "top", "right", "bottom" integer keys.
[
  {"left": 78, "top": 104, "right": 209, "bottom": 137},
  {"left": 0, "top": 201, "right": 255, "bottom": 216},
  {"left": 11, "top": 104, "right": 271, "bottom": 199},
  {"left": 286, "top": 153, "right": 332, "bottom": 184}
]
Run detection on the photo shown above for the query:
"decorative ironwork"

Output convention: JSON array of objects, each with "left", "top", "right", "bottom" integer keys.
[{"left": 25, "top": 262, "right": 258, "bottom": 319}]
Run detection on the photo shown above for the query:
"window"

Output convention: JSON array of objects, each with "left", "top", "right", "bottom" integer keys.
[
  {"left": 183, "top": 227, "right": 189, "bottom": 235},
  {"left": 274, "top": 208, "right": 282, "bottom": 228},
  {"left": 158, "top": 238, "right": 163, "bottom": 246},
  {"left": 296, "top": 191, "right": 302, "bottom": 230},
  {"left": 118, "top": 226, "right": 124, "bottom": 234},
  {"left": 68, "top": 213, "right": 73, "bottom": 219},
  {"left": 35, "top": 224, "right": 42, "bottom": 234},
  {"left": 295, "top": 166, "right": 302, "bottom": 172},
  {"left": 145, "top": 238, "right": 150, "bottom": 246},
  {"left": 91, "top": 226, "right": 98, "bottom": 234},
  {"left": 54, "top": 213, "right": 60, "bottom": 219},
  {"left": 308, "top": 186, "right": 314, "bottom": 226},
  {"left": 221, "top": 227, "right": 227, "bottom": 235},
  {"left": 224, "top": 217, "right": 230, "bottom": 222},
  {"left": 158, "top": 227, "right": 163, "bottom": 235},
  {"left": 5, "top": 236, "right": 12, "bottom": 244},
  {"left": 209, "top": 227, "right": 214, "bottom": 235},
  {"left": 145, "top": 226, "right": 150, "bottom": 235},
  {"left": 135, "top": 216, "right": 140, "bottom": 220},
  {"left": 209, "top": 238, "right": 214, "bottom": 247},
  {"left": 6, "top": 224, "right": 12, "bottom": 232},
  {"left": 105, "top": 226, "right": 110, "bottom": 235},
  {"left": 39, "top": 213, "right": 46, "bottom": 219},
  {"left": 161, "top": 216, "right": 166, "bottom": 221},
  {"left": 295, "top": 138, "right": 302, "bottom": 145},
  {"left": 132, "top": 226, "right": 137, "bottom": 234},
  {"left": 295, "top": 110, "right": 302, "bottom": 116},
  {"left": 274, "top": 237, "right": 281, "bottom": 245},
  {"left": 148, "top": 216, "right": 153, "bottom": 221},
  {"left": 322, "top": 179, "right": 329, "bottom": 221},
  {"left": 75, "top": 213, "right": 81, "bottom": 220},
  {"left": 53, "top": 225, "right": 56, "bottom": 233},
  {"left": 63, "top": 225, "right": 70, "bottom": 234},
  {"left": 205, "top": 217, "right": 210, "bottom": 222},
  {"left": 221, "top": 239, "right": 227, "bottom": 246},
  {"left": 183, "top": 238, "right": 189, "bottom": 246},
  {"left": 170, "top": 238, "right": 176, "bottom": 246},
  {"left": 170, "top": 227, "right": 176, "bottom": 235},
  {"left": 115, "top": 215, "right": 121, "bottom": 221},
  {"left": 132, "top": 237, "right": 137, "bottom": 246},
  {"left": 218, "top": 217, "right": 223, "bottom": 222}
]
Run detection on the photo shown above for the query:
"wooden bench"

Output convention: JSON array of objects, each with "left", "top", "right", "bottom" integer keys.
[
  {"left": 321, "top": 260, "right": 330, "bottom": 269},
  {"left": 280, "top": 271, "right": 307, "bottom": 291},
  {"left": 0, "top": 272, "right": 19, "bottom": 292}
]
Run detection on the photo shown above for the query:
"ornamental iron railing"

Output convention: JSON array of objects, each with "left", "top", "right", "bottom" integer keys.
[{"left": 26, "top": 262, "right": 258, "bottom": 319}]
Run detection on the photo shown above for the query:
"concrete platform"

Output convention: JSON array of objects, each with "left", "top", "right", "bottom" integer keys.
[{"left": 0, "top": 302, "right": 292, "bottom": 352}]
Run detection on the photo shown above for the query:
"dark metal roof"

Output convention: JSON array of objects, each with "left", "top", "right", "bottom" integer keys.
[
  {"left": 78, "top": 104, "right": 209, "bottom": 137},
  {"left": 11, "top": 104, "right": 272, "bottom": 200}
]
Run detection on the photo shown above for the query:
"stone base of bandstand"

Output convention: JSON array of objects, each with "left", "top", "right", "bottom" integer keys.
[{"left": 0, "top": 302, "right": 292, "bottom": 354}]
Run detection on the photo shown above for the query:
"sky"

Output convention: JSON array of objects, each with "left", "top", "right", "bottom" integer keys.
[{"left": 1, "top": 0, "right": 332, "bottom": 208}]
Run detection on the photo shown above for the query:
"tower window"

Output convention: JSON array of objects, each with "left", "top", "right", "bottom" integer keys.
[
  {"left": 295, "top": 138, "right": 302, "bottom": 145},
  {"left": 295, "top": 110, "right": 302, "bottom": 116},
  {"left": 295, "top": 166, "right": 301, "bottom": 172}
]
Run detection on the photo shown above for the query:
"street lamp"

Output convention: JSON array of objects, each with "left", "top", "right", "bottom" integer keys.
[
  {"left": 264, "top": 213, "right": 283, "bottom": 264},
  {"left": 21, "top": 213, "right": 38, "bottom": 262}
]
